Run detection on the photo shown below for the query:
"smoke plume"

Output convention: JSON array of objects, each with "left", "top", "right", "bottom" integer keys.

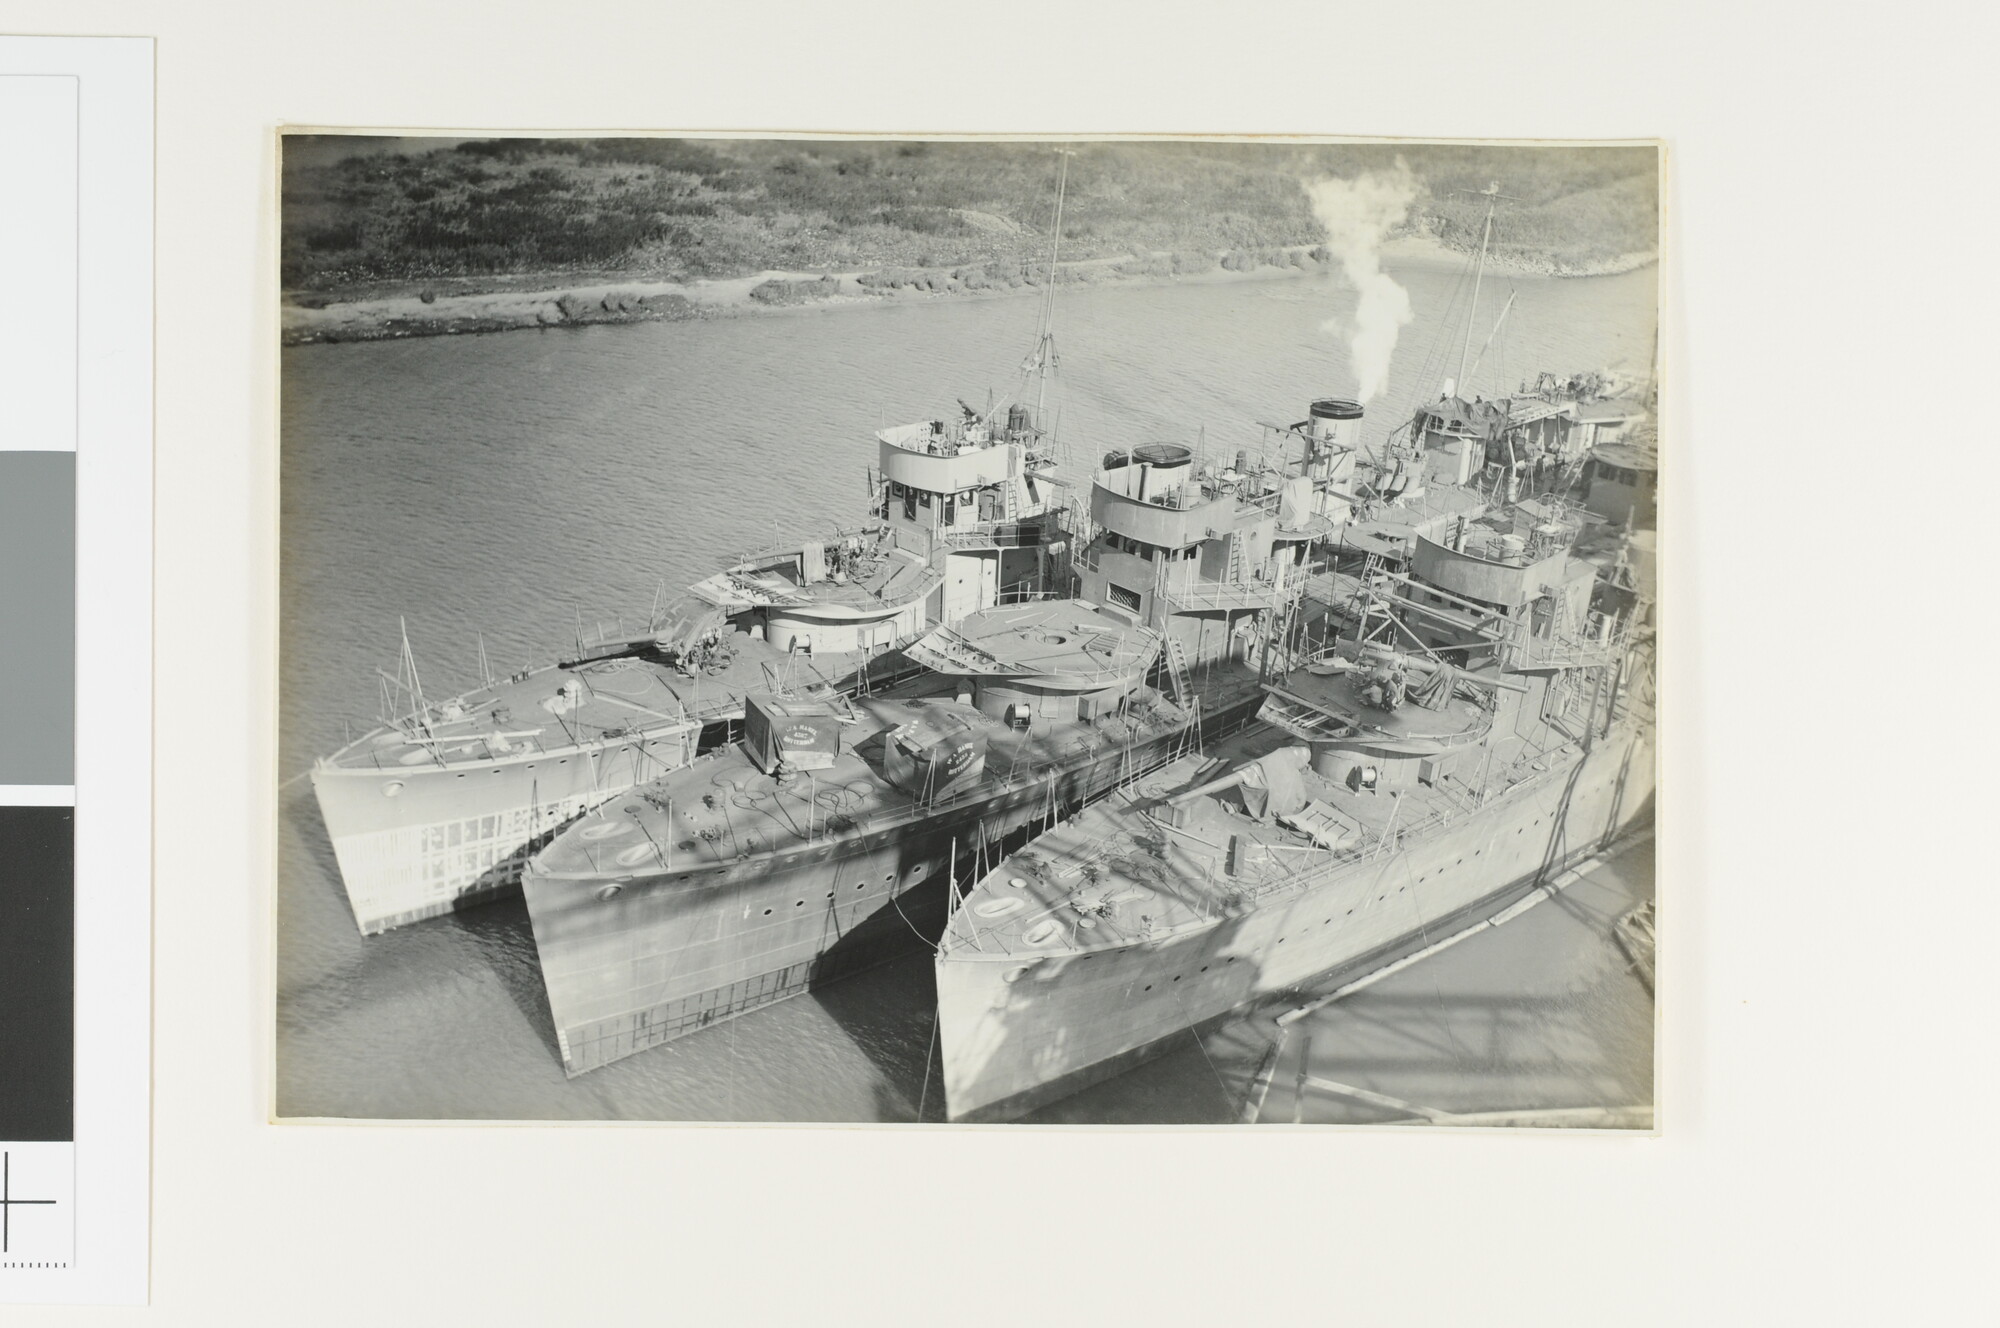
[{"left": 1308, "top": 163, "right": 1418, "bottom": 404}]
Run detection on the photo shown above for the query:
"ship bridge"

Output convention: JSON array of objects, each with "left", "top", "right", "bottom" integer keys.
[{"left": 874, "top": 409, "right": 1065, "bottom": 623}]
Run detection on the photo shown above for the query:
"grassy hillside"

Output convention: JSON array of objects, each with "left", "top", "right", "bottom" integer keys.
[{"left": 280, "top": 137, "right": 1658, "bottom": 294}]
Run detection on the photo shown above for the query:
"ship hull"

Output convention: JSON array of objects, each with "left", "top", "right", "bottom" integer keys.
[
  {"left": 311, "top": 733, "right": 695, "bottom": 934},
  {"left": 937, "top": 723, "right": 1655, "bottom": 1122},
  {"left": 524, "top": 694, "right": 1265, "bottom": 1076},
  {"left": 310, "top": 647, "right": 936, "bottom": 935}
]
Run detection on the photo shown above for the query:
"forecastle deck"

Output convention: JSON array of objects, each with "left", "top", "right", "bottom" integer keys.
[{"left": 937, "top": 706, "right": 1654, "bottom": 1121}]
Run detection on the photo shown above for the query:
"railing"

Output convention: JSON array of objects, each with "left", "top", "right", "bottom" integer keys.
[
  {"left": 995, "top": 583, "right": 1060, "bottom": 606},
  {"left": 1158, "top": 578, "right": 1282, "bottom": 612},
  {"left": 360, "top": 711, "right": 700, "bottom": 772},
  {"left": 1503, "top": 612, "right": 1631, "bottom": 671},
  {"left": 720, "top": 523, "right": 881, "bottom": 571},
  {"left": 941, "top": 521, "right": 1042, "bottom": 551},
  {"left": 909, "top": 624, "right": 1159, "bottom": 685}
]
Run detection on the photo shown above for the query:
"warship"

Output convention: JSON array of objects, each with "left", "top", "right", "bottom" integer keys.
[
  {"left": 308, "top": 156, "right": 1101, "bottom": 938},
  {"left": 309, "top": 402, "right": 1068, "bottom": 936},
  {"left": 512, "top": 392, "right": 1418, "bottom": 1074},
  {"left": 935, "top": 485, "right": 1655, "bottom": 1121}
]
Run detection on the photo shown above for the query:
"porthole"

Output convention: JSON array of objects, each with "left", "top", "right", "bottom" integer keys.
[
  {"left": 1200, "top": 966, "right": 1209, "bottom": 972},
  {"left": 762, "top": 908, "right": 773, "bottom": 916},
  {"left": 1143, "top": 985, "right": 1152, "bottom": 992},
  {"left": 795, "top": 900, "right": 804, "bottom": 908}
]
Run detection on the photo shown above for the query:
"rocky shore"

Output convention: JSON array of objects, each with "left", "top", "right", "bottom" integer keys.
[{"left": 280, "top": 236, "right": 1657, "bottom": 347}]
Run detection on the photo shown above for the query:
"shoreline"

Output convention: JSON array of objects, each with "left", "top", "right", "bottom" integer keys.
[{"left": 280, "top": 236, "right": 1658, "bottom": 347}]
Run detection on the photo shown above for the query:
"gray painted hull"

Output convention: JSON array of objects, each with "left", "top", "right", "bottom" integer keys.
[{"left": 938, "top": 724, "right": 1655, "bottom": 1122}]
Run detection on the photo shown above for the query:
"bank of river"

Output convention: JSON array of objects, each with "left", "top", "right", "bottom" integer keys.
[{"left": 280, "top": 235, "right": 1659, "bottom": 346}]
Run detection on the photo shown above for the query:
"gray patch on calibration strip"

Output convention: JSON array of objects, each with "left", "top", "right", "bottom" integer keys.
[{"left": 0, "top": 452, "right": 74, "bottom": 784}]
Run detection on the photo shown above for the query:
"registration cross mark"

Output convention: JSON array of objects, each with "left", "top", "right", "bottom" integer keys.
[{"left": 1, "top": 1152, "right": 57, "bottom": 1253}]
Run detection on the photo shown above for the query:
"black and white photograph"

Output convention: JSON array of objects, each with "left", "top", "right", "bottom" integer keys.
[{"left": 279, "top": 133, "right": 1661, "bottom": 1126}]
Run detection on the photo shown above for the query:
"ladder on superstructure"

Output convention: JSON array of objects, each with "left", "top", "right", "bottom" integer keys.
[
  {"left": 1162, "top": 634, "right": 1195, "bottom": 707},
  {"left": 1350, "top": 552, "right": 1393, "bottom": 646}
]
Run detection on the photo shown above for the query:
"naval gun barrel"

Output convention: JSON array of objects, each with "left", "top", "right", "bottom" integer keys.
[
  {"left": 1165, "top": 767, "right": 1254, "bottom": 808},
  {"left": 1164, "top": 746, "right": 1313, "bottom": 808},
  {"left": 1320, "top": 644, "right": 1530, "bottom": 694}
]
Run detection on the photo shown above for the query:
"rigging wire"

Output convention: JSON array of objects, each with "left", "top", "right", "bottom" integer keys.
[
  {"left": 916, "top": 1001, "right": 940, "bottom": 1123},
  {"left": 1165, "top": 973, "right": 1236, "bottom": 1117}
]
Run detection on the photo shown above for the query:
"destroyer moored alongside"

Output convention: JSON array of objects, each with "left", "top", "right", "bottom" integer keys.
[
  {"left": 522, "top": 596, "right": 1236, "bottom": 1075},
  {"left": 936, "top": 494, "right": 1655, "bottom": 1122},
  {"left": 310, "top": 399, "right": 1068, "bottom": 935}
]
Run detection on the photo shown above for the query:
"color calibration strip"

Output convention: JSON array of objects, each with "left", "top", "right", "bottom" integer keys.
[
  {"left": 0, "top": 69, "right": 81, "bottom": 1276},
  {"left": 0, "top": 39, "right": 151, "bottom": 1305}
]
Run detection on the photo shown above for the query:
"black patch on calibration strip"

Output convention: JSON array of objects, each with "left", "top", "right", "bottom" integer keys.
[{"left": 0, "top": 806, "right": 73, "bottom": 1142}]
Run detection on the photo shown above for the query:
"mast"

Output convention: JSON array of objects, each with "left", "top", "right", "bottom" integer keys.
[
  {"left": 399, "top": 616, "right": 431, "bottom": 736},
  {"left": 1465, "top": 288, "right": 1517, "bottom": 389},
  {"left": 1023, "top": 148, "right": 1072, "bottom": 427},
  {"left": 1455, "top": 185, "right": 1500, "bottom": 394}
]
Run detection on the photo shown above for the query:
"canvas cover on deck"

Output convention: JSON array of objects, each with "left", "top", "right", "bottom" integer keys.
[
  {"left": 800, "top": 540, "right": 827, "bottom": 584},
  {"left": 743, "top": 693, "right": 845, "bottom": 774},
  {"left": 1278, "top": 476, "right": 1313, "bottom": 530},
  {"left": 1236, "top": 746, "right": 1310, "bottom": 820},
  {"left": 884, "top": 708, "right": 987, "bottom": 801}
]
